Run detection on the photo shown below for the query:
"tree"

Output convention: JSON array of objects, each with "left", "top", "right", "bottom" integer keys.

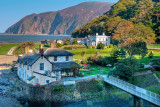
[
  {"left": 71, "top": 64, "right": 79, "bottom": 77},
  {"left": 119, "top": 38, "right": 148, "bottom": 57},
  {"left": 148, "top": 51, "right": 154, "bottom": 59},
  {"left": 81, "top": 51, "right": 86, "bottom": 60},
  {"left": 110, "top": 46, "right": 120, "bottom": 61},
  {"left": 113, "top": 57, "right": 141, "bottom": 81},
  {"left": 56, "top": 43, "right": 62, "bottom": 48},
  {"left": 97, "top": 42, "right": 105, "bottom": 49},
  {"left": 64, "top": 39, "right": 70, "bottom": 45},
  {"left": 72, "top": 40, "right": 78, "bottom": 45}
]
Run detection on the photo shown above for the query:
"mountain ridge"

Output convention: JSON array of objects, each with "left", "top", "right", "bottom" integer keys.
[{"left": 5, "top": 2, "right": 114, "bottom": 35}]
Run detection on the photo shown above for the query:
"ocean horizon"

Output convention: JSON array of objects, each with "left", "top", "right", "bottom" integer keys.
[{"left": 0, "top": 34, "right": 70, "bottom": 43}]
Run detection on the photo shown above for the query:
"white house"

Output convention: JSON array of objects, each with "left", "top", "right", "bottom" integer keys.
[
  {"left": 70, "top": 33, "right": 110, "bottom": 46},
  {"left": 86, "top": 33, "right": 110, "bottom": 46},
  {"left": 17, "top": 47, "right": 80, "bottom": 86},
  {"left": 56, "top": 39, "right": 63, "bottom": 44}
]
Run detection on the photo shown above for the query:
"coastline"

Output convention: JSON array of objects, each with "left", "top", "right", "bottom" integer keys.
[{"left": 0, "top": 33, "right": 71, "bottom": 36}]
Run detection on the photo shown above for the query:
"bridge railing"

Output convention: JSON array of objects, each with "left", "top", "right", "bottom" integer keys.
[{"left": 103, "top": 76, "right": 160, "bottom": 106}]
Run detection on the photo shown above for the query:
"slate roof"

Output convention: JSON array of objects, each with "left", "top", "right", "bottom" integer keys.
[
  {"left": 44, "top": 48, "right": 74, "bottom": 56},
  {"left": 17, "top": 54, "right": 40, "bottom": 66},
  {"left": 52, "top": 62, "right": 81, "bottom": 70}
]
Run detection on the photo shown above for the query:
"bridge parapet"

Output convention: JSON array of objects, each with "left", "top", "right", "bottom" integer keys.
[{"left": 103, "top": 76, "right": 160, "bottom": 106}]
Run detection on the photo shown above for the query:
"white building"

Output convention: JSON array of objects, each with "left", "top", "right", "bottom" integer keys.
[
  {"left": 70, "top": 33, "right": 110, "bottom": 46},
  {"left": 86, "top": 33, "right": 110, "bottom": 46},
  {"left": 17, "top": 47, "right": 80, "bottom": 86}
]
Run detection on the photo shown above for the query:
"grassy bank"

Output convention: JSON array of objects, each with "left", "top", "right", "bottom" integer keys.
[{"left": 0, "top": 44, "right": 19, "bottom": 55}]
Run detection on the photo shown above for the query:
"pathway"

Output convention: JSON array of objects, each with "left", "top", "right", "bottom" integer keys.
[{"left": 7, "top": 46, "right": 16, "bottom": 55}]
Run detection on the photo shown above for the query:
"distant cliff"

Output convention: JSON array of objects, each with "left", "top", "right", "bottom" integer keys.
[{"left": 5, "top": 2, "right": 114, "bottom": 35}]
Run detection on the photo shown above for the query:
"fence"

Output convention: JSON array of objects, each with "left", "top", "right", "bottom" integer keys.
[{"left": 103, "top": 76, "right": 160, "bottom": 106}]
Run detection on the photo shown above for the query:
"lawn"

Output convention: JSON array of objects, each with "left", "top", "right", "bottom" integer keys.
[
  {"left": 0, "top": 44, "right": 19, "bottom": 55},
  {"left": 80, "top": 65, "right": 111, "bottom": 76},
  {"left": 147, "top": 44, "right": 160, "bottom": 48},
  {"left": 66, "top": 48, "right": 112, "bottom": 60}
]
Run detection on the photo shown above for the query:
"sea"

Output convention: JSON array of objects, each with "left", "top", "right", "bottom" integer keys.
[{"left": 0, "top": 35, "right": 70, "bottom": 43}]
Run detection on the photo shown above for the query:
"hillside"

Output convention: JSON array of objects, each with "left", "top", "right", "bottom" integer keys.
[
  {"left": 72, "top": 0, "right": 160, "bottom": 43},
  {"left": 5, "top": 2, "right": 114, "bottom": 35}
]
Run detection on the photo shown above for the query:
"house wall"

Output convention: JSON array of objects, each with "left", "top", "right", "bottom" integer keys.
[
  {"left": 32, "top": 73, "right": 56, "bottom": 85},
  {"left": 48, "top": 56, "right": 73, "bottom": 62},
  {"left": 32, "top": 57, "right": 52, "bottom": 74}
]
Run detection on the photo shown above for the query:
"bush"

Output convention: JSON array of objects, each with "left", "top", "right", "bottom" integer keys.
[
  {"left": 148, "top": 51, "right": 154, "bottom": 59},
  {"left": 64, "top": 47, "right": 72, "bottom": 50},
  {"left": 97, "top": 42, "right": 105, "bottom": 49},
  {"left": 87, "top": 46, "right": 92, "bottom": 49},
  {"left": 56, "top": 43, "right": 62, "bottom": 48},
  {"left": 109, "top": 44, "right": 113, "bottom": 48},
  {"left": 150, "top": 58, "right": 160, "bottom": 65},
  {"left": 92, "top": 46, "right": 96, "bottom": 49},
  {"left": 72, "top": 40, "right": 78, "bottom": 45},
  {"left": 98, "top": 56, "right": 115, "bottom": 66}
]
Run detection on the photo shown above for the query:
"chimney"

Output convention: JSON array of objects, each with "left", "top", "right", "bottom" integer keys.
[
  {"left": 103, "top": 32, "right": 105, "bottom": 36},
  {"left": 39, "top": 44, "right": 44, "bottom": 56},
  {"left": 51, "top": 42, "right": 56, "bottom": 49},
  {"left": 25, "top": 46, "right": 29, "bottom": 53},
  {"left": 40, "top": 44, "right": 43, "bottom": 49},
  {"left": 96, "top": 33, "right": 98, "bottom": 36}
]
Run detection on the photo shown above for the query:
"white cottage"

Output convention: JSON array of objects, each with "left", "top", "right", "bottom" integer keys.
[{"left": 17, "top": 47, "right": 80, "bottom": 85}]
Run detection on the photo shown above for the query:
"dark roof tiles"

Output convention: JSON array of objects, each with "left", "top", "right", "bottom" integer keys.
[{"left": 44, "top": 48, "right": 74, "bottom": 56}]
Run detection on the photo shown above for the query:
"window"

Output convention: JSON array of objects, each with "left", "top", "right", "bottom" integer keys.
[
  {"left": 40, "top": 63, "right": 44, "bottom": 70},
  {"left": 66, "top": 56, "right": 69, "bottom": 61},
  {"left": 45, "top": 80, "right": 50, "bottom": 84},
  {"left": 54, "top": 56, "right": 57, "bottom": 61},
  {"left": 58, "top": 56, "right": 65, "bottom": 61},
  {"left": 27, "top": 65, "right": 29, "bottom": 70}
]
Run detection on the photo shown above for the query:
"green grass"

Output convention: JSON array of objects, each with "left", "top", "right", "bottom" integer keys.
[
  {"left": 66, "top": 48, "right": 112, "bottom": 60},
  {"left": 147, "top": 44, "right": 160, "bottom": 48},
  {"left": 0, "top": 44, "right": 19, "bottom": 55},
  {"left": 155, "top": 71, "right": 160, "bottom": 79},
  {"left": 80, "top": 65, "right": 111, "bottom": 76},
  {"left": 146, "top": 84, "right": 160, "bottom": 94}
]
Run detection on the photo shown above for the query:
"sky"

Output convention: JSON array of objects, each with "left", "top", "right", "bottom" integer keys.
[{"left": 0, "top": 0, "right": 118, "bottom": 33}]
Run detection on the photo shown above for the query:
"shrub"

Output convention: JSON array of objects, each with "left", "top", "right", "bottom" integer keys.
[
  {"left": 98, "top": 56, "right": 115, "bottom": 66},
  {"left": 150, "top": 58, "right": 160, "bottom": 65},
  {"left": 56, "top": 43, "right": 62, "bottom": 48},
  {"left": 148, "top": 51, "right": 154, "bottom": 59},
  {"left": 64, "top": 47, "right": 72, "bottom": 50},
  {"left": 109, "top": 44, "right": 113, "bottom": 48},
  {"left": 72, "top": 40, "right": 78, "bottom": 45},
  {"left": 92, "top": 46, "right": 96, "bottom": 49},
  {"left": 97, "top": 42, "right": 105, "bottom": 49},
  {"left": 87, "top": 46, "right": 92, "bottom": 49}
]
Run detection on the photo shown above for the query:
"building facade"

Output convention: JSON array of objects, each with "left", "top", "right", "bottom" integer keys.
[
  {"left": 17, "top": 48, "right": 80, "bottom": 85},
  {"left": 86, "top": 33, "right": 110, "bottom": 46}
]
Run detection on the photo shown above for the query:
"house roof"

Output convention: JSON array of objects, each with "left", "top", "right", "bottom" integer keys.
[
  {"left": 44, "top": 48, "right": 74, "bottom": 56},
  {"left": 52, "top": 62, "right": 81, "bottom": 70},
  {"left": 17, "top": 54, "right": 40, "bottom": 66}
]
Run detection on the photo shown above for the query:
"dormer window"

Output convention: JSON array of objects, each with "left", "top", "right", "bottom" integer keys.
[
  {"left": 66, "top": 56, "right": 69, "bottom": 61},
  {"left": 54, "top": 56, "right": 57, "bottom": 61}
]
